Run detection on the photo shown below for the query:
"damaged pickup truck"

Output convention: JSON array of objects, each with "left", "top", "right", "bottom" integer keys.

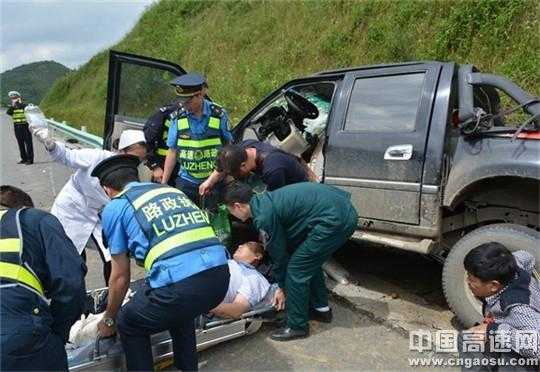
[{"left": 104, "top": 51, "right": 539, "bottom": 328}]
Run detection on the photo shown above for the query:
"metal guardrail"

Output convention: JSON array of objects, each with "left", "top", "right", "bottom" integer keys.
[{"left": 46, "top": 118, "right": 103, "bottom": 149}]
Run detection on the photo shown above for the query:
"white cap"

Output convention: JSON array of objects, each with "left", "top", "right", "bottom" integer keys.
[
  {"left": 118, "top": 130, "right": 146, "bottom": 150},
  {"left": 8, "top": 91, "right": 21, "bottom": 98}
]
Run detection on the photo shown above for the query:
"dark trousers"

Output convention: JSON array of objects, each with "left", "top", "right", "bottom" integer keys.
[
  {"left": 116, "top": 265, "right": 229, "bottom": 371},
  {"left": 14, "top": 124, "right": 34, "bottom": 162},
  {"left": 286, "top": 213, "right": 357, "bottom": 331}
]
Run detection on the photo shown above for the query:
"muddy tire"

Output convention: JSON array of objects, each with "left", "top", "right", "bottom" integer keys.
[{"left": 442, "top": 223, "right": 540, "bottom": 327}]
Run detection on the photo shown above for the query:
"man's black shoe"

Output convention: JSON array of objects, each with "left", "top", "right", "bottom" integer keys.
[
  {"left": 17, "top": 160, "right": 25, "bottom": 164},
  {"left": 24, "top": 161, "right": 33, "bottom": 165},
  {"left": 309, "top": 308, "right": 333, "bottom": 323},
  {"left": 270, "top": 327, "right": 309, "bottom": 341}
]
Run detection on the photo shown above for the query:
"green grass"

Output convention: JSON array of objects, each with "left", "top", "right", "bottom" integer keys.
[
  {"left": 1, "top": 61, "right": 70, "bottom": 107},
  {"left": 41, "top": 0, "right": 540, "bottom": 135}
]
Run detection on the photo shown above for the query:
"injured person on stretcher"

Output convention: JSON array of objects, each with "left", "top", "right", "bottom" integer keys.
[
  {"left": 67, "top": 242, "right": 276, "bottom": 370},
  {"left": 210, "top": 241, "right": 271, "bottom": 319}
]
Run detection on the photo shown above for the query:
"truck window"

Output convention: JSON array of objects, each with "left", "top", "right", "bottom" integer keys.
[
  {"left": 344, "top": 73, "right": 425, "bottom": 132},
  {"left": 117, "top": 63, "right": 177, "bottom": 119}
]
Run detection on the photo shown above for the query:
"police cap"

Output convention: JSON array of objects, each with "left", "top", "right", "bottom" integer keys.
[
  {"left": 8, "top": 91, "right": 21, "bottom": 98},
  {"left": 91, "top": 154, "right": 140, "bottom": 183},
  {"left": 170, "top": 73, "right": 207, "bottom": 97}
]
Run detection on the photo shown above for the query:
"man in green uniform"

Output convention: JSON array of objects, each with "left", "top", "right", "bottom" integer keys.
[{"left": 224, "top": 181, "right": 358, "bottom": 341}]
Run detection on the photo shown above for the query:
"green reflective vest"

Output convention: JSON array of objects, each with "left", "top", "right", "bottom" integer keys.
[
  {"left": 12, "top": 108, "right": 27, "bottom": 124},
  {"left": 176, "top": 115, "right": 222, "bottom": 180},
  {"left": 156, "top": 118, "right": 172, "bottom": 157},
  {"left": 0, "top": 209, "right": 45, "bottom": 298}
]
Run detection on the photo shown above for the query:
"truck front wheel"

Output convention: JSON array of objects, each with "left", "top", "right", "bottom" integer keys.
[{"left": 442, "top": 223, "right": 539, "bottom": 328}]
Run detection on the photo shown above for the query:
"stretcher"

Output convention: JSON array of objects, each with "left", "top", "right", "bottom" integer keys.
[{"left": 68, "top": 281, "right": 278, "bottom": 371}]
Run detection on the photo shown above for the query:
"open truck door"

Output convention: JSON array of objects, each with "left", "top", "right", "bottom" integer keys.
[{"left": 103, "top": 50, "right": 187, "bottom": 150}]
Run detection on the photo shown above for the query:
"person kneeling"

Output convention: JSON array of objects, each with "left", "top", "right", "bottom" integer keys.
[
  {"left": 210, "top": 242, "right": 271, "bottom": 319},
  {"left": 460, "top": 243, "right": 539, "bottom": 371}
]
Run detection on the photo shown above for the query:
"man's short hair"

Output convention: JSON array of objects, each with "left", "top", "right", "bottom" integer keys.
[
  {"left": 216, "top": 144, "right": 247, "bottom": 176},
  {"left": 223, "top": 181, "right": 253, "bottom": 205},
  {"left": 100, "top": 168, "right": 139, "bottom": 190},
  {"left": 464, "top": 242, "right": 517, "bottom": 285},
  {"left": 245, "top": 241, "right": 264, "bottom": 257},
  {"left": 0, "top": 185, "right": 34, "bottom": 208}
]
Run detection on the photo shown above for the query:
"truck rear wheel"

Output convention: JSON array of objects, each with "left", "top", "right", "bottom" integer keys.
[{"left": 442, "top": 223, "right": 539, "bottom": 327}]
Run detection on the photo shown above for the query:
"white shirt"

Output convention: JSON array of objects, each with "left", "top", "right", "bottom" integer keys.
[
  {"left": 224, "top": 260, "right": 270, "bottom": 307},
  {"left": 49, "top": 142, "right": 113, "bottom": 254}
]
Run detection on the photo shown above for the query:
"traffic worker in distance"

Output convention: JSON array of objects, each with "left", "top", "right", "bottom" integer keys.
[
  {"left": 0, "top": 185, "right": 87, "bottom": 371},
  {"left": 161, "top": 73, "right": 232, "bottom": 206},
  {"left": 224, "top": 181, "right": 358, "bottom": 341},
  {"left": 93, "top": 154, "right": 229, "bottom": 371},
  {"left": 6, "top": 91, "right": 34, "bottom": 165}
]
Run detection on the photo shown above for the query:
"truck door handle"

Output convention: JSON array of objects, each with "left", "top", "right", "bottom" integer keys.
[{"left": 384, "top": 144, "right": 413, "bottom": 161}]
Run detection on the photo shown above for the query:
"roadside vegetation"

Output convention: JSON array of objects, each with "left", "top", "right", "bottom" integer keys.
[
  {"left": 41, "top": 0, "right": 539, "bottom": 134},
  {"left": 1, "top": 61, "right": 70, "bottom": 107}
]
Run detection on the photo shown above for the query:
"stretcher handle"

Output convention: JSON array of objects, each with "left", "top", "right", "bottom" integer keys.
[{"left": 93, "top": 334, "right": 115, "bottom": 360}]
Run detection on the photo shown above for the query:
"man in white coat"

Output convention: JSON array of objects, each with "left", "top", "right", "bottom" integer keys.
[{"left": 32, "top": 128, "right": 147, "bottom": 284}]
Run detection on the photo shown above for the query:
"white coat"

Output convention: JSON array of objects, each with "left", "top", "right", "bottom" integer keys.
[{"left": 49, "top": 142, "right": 113, "bottom": 255}]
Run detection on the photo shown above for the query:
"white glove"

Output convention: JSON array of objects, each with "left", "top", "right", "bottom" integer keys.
[{"left": 32, "top": 128, "right": 56, "bottom": 151}]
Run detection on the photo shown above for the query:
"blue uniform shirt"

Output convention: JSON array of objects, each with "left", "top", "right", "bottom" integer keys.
[
  {"left": 166, "top": 99, "right": 232, "bottom": 184},
  {"left": 101, "top": 182, "right": 228, "bottom": 288}
]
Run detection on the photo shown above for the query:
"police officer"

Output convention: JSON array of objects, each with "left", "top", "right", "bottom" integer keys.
[
  {"left": 224, "top": 181, "right": 358, "bottom": 341},
  {"left": 161, "top": 73, "right": 232, "bottom": 205},
  {"left": 92, "top": 154, "right": 229, "bottom": 371},
  {"left": 200, "top": 140, "right": 310, "bottom": 195},
  {"left": 6, "top": 91, "right": 34, "bottom": 165},
  {"left": 143, "top": 100, "right": 181, "bottom": 185},
  {"left": 0, "top": 185, "right": 87, "bottom": 371}
]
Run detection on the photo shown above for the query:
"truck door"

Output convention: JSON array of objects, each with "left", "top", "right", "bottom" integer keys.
[
  {"left": 103, "top": 50, "right": 187, "bottom": 149},
  {"left": 324, "top": 63, "right": 441, "bottom": 225}
]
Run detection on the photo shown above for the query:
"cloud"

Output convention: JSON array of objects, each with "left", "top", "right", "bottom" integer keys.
[{"left": 0, "top": 0, "right": 155, "bottom": 72}]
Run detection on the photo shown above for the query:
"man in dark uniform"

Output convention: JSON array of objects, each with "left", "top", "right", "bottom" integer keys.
[
  {"left": 93, "top": 154, "right": 229, "bottom": 371},
  {"left": 224, "top": 181, "right": 358, "bottom": 341},
  {"left": 6, "top": 91, "right": 34, "bottom": 165},
  {"left": 143, "top": 100, "right": 181, "bottom": 185},
  {"left": 161, "top": 73, "right": 232, "bottom": 205},
  {"left": 199, "top": 140, "right": 309, "bottom": 196},
  {"left": 0, "top": 185, "right": 87, "bottom": 371}
]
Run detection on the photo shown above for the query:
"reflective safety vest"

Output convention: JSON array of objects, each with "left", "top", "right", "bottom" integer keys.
[
  {"left": 119, "top": 184, "right": 221, "bottom": 272},
  {"left": 156, "top": 118, "right": 172, "bottom": 157},
  {"left": 176, "top": 112, "right": 223, "bottom": 180},
  {"left": 0, "top": 209, "right": 45, "bottom": 298},
  {"left": 12, "top": 108, "right": 27, "bottom": 124}
]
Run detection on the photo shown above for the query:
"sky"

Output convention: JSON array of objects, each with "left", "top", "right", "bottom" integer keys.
[{"left": 0, "top": 0, "right": 155, "bottom": 73}]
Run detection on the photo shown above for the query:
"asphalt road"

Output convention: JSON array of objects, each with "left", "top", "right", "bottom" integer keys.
[{"left": 0, "top": 112, "right": 456, "bottom": 370}]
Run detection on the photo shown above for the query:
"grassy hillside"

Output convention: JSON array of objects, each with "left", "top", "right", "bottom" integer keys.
[
  {"left": 41, "top": 0, "right": 539, "bottom": 134},
  {"left": 1, "top": 61, "right": 71, "bottom": 106}
]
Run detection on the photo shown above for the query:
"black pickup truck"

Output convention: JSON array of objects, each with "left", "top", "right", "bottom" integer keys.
[{"left": 104, "top": 51, "right": 539, "bottom": 327}]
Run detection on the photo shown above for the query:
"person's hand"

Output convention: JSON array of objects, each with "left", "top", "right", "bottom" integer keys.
[
  {"left": 152, "top": 167, "right": 164, "bottom": 183},
  {"left": 97, "top": 319, "right": 117, "bottom": 338},
  {"left": 199, "top": 179, "right": 213, "bottom": 196},
  {"left": 32, "top": 128, "right": 56, "bottom": 151},
  {"left": 467, "top": 323, "right": 488, "bottom": 342},
  {"left": 272, "top": 288, "right": 286, "bottom": 311}
]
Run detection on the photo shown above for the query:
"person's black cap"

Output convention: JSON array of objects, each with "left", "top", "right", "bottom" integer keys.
[{"left": 91, "top": 154, "right": 140, "bottom": 183}]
